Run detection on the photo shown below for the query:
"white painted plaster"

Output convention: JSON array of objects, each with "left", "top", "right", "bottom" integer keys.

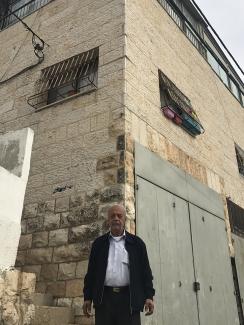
[{"left": 0, "top": 128, "right": 34, "bottom": 270}]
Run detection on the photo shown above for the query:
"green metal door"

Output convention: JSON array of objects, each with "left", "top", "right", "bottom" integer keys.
[
  {"left": 136, "top": 177, "right": 163, "bottom": 325},
  {"left": 135, "top": 143, "right": 239, "bottom": 325},
  {"left": 189, "top": 204, "right": 239, "bottom": 325},
  {"left": 137, "top": 176, "right": 199, "bottom": 325},
  {"left": 156, "top": 185, "right": 199, "bottom": 325}
]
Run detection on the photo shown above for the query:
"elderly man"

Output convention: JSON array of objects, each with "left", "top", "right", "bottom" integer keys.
[{"left": 83, "top": 204, "right": 155, "bottom": 325}]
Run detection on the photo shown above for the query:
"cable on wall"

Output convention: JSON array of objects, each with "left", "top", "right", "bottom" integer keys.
[{"left": 0, "top": 9, "right": 49, "bottom": 85}]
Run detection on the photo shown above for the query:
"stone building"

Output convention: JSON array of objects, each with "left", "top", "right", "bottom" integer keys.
[{"left": 0, "top": 0, "right": 244, "bottom": 324}]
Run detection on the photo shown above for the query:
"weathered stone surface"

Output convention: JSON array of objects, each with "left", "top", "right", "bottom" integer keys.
[
  {"left": 66, "top": 279, "right": 83, "bottom": 297},
  {"left": 35, "top": 282, "right": 47, "bottom": 294},
  {"left": 15, "top": 250, "right": 26, "bottom": 267},
  {"left": 43, "top": 213, "right": 60, "bottom": 230},
  {"left": 32, "top": 231, "right": 49, "bottom": 248},
  {"left": 85, "top": 190, "right": 100, "bottom": 204},
  {"left": 58, "top": 263, "right": 76, "bottom": 280},
  {"left": 53, "top": 243, "right": 90, "bottom": 263},
  {"left": 55, "top": 197, "right": 70, "bottom": 213},
  {"left": 2, "top": 302, "right": 19, "bottom": 325},
  {"left": 73, "top": 297, "right": 83, "bottom": 315},
  {"left": 23, "top": 265, "right": 41, "bottom": 281},
  {"left": 60, "top": 203, "right": 98, "bottom": 227},
  {"left": 25, "top": 248, "right": 53, "bottom": 265},
  {"left": 5, "top": 270, "right": 20, "bottom": 295},
  {"left": 103, "top": 169, "right": 117, "bottom": 185},
  {"left": 20, "top": 272, "right": 36, "bottom": 301},
  {"left": 37, "top": 200, "right": 55, "bottom": 215},
  {"left": 96, "top": 154, "right": 118, "bottom": 170},
  {"left": 0, "top": 276, "right": 5, "bottom": 299},
  {"left": 126, "top": 134, "right": 134, "bottom": 154},
  {"left": 46, "top": 281, "right": 66, "bottom": 297},
  {"left": 75, "top": 315, "right": 95, "bottom": 324},
  {"left": 49, "top": 229, "right": 68, "bottom": 247},
  {"left": 69, "top": 223, "right": 100, "bottom": 243},
  {"left": 117, "top": 167, "right": 125, "bottom": 183},
  {"left": 27, "top": 217, "right": 44, "bottom": 233},
  {"left": 56, "top": 297, "right": 73, "bottom": 307},
  {"left": 21, "top": 220, "right": 27, "bottom": 234},
  {"left": 40, "top": 264, "right": 58, "bottom": 281},
  {"left": 0, "top": 270, "right": 35, "bottom": 325},
  {"left": 23, "top": 203, "right": 38, "bottom": 219},
  {"left": 100, "top": 185, "right": 124, "bottom": 202},
  {"left": 19, "top": 234, "right": 32, "bottom": 250},
  {"left": 117, "top": 134, "right": 125, "bottom": 151},
  {"left": 70, "top": 194, "right": 83, "bottom": 209},
  {"left": 76, "top": 260, "right": 88, "bottom": 279},
  {"left": 81, "top": 203, "right": 99, "bottom": 222},
  {"left": 98, "top": 204, "right": 113, "bottom": 220}
]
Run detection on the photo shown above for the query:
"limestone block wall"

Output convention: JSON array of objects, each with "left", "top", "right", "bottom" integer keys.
[
  {"left": 0, "top": 128, "right": 34, "bottom": 270},
  {"left": 0, "top": 270, "right": 36, "bottom": 325},
  {"left": 124, "top": 0, "right": 244, "bottom": 211},
  {"left": 0, "top": 0, "right": 127, "bottom": 318}
]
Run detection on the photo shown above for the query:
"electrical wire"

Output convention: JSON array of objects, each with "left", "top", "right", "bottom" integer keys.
[
  {"left": 0, "top": 57, "right": 44, "bottom": 85},
  {"left": 0, "top": 5, "right": 48, "bottom": 85}
]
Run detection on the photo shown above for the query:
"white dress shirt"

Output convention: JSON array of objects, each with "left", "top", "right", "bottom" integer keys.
[{"left": 104, "top": 231, "right": 130, "bottom": 286}]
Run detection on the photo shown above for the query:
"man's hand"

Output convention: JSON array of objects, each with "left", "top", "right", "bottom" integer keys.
[
  {"left": 144, "top": 299, "right": 154, "bottom": 316},
  {"left": 83, "top": 300, "right": 92, "bottom": 318}
]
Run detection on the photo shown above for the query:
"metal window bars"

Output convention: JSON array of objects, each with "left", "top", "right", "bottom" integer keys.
[
  {"left": 159, "top": 70, "right": 205, "bottom": 136},
  {"left": 227, "top": 198, "right": 244, "bottom": 238},
  {"left": 157, "top": 0, "right": 206, "bottom": 57},
  {"left": 0, "top": 0, "right": 52, "bottom": 30},
  {"left": 27, "top": 47, "right": 99, "bottom": 110},
  {"left": 157, "top": 0, "right": 244, "bottom": 106},
  {"left": 235, "top": 145, "right": 244, "bottom": 177}
]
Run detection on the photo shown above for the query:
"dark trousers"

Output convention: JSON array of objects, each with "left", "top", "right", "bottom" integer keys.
[{"left": 95, "top": 287, "right": 141, "bottom": 325}]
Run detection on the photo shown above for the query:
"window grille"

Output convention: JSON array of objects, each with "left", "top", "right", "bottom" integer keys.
[
  {"left": 157, "top": 0, "right": 204, "bottom": 55},
  {"left": 0, "top": 0, "right": 52, "bottom": 30},
  {"left": 227, "top": 198, "right": 244, "bottom": 238},
  {"left": 235, "top": 144, "right": 244, "bottom": 177},
  {"left": 159, "top": 70, "right": 204, "bottom": 136},
  {"left": 157, "top": 0, "right": 244, "bottom": 107},
  {"left": 28, "top": 47, "right": 99, "bottom": 110}
]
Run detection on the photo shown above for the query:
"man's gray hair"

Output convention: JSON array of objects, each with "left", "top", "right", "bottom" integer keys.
[{"left": 107, "top": 204, "right": 126, "bottom": 217}]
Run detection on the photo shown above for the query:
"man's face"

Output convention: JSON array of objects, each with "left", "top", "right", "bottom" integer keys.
[{"left": 108, "top": 205, "right": 126, "bottom": 236}]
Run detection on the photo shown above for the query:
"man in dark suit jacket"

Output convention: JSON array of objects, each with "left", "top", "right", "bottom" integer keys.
[{"left": 82, "top": 204, "right": 155, "bottom": 325}]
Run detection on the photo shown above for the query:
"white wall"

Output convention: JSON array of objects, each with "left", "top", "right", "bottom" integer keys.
[{"left": 0, "top": 128, "right": 34, "bottom": 270}]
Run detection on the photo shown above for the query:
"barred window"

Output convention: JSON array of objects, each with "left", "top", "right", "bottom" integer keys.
[
  {"left": 159, "top": 70, "right": 204, "bottom": 136},
  {"left": 235, "top": 144, "right": 244, "bottom": 177},
  {"left": 28, "top": 47, "right": 99, "bottom": 110},
  {"left": 227, "top": 198, "right": 244, "bottom": 238},
  {"left": 0, "top": 0, "right": 52, "bottom": 30}
]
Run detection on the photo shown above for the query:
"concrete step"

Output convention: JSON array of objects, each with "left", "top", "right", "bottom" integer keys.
[
  {"left": 30, "top": 293, "right": 54, "bottom": 306},
  {"left": 33, "top": 306, "right": 74, "bottom": 325}
]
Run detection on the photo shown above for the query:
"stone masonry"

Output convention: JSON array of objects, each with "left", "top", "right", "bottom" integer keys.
[
  {"left": 0, "top": 270, "right": 36, "bottom": 325},
  {"left": 0, "top": 0, "right": 244, "bottom": 323}
]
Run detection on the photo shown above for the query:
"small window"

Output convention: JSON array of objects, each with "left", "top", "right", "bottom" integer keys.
[
  {"left": 219, "top": 65, "right": 229, "bottom": 87},
  {"left": 1, "top": 0, "right": 51, "bottom": 30},
  {"left": 207, "top": 50, "right": 220, "bottom": 75},
  {"left": 159, "top": 70, "right": 204, "bottom": 136},
  {"left": 230, "top": 79, "right": 241, "bottom": 101},
  {"left": 207, "top": 51, "right": 230, "bottom": 88},
  {"left": 28, "top": 47, "right": 99, "bottom": 110},
  {"left": 227, "top": 198, "right": 244, "bottom": 238},
  {"left": 235, "top": 144, "right": 244, "bottom": 177},
  {"left": 241, "top": 92, "right": 244, "bottom": 106}
]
